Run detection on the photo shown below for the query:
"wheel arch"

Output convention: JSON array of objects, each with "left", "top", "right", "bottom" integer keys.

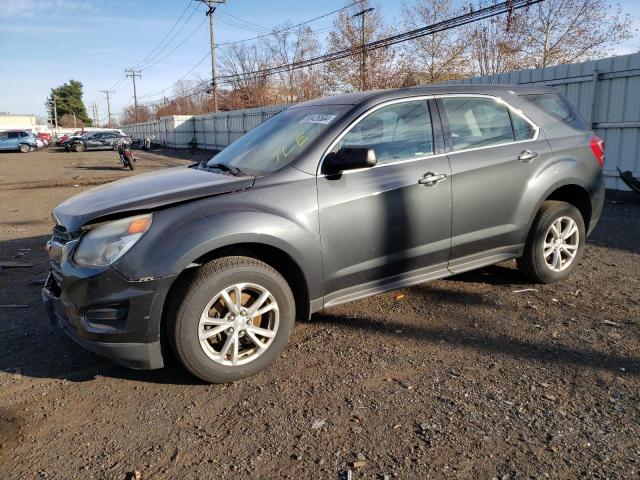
[
  {"left": 544, "top": 183, "right": 592, "bottom": 232},
  {"left": 162, "top": 242, "right": 312, "bottom": 335}
]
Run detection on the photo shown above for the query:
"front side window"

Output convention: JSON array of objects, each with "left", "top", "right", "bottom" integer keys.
[
  {"left": 205, "top": 105, "right": 348, "bottom": 175},
  {"left": 442, "top": 97, "right": 515, "bottom": 151},
  {"left": 337, "top": 100, "right": 434, "bottom": 164}
]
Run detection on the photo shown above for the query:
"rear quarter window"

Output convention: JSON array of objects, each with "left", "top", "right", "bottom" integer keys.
[{"left": 522, "top": 93, "right": 587, "bottom": 130}]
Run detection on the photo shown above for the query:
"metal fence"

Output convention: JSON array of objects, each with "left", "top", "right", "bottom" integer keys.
[
  {"left": 442, "top": 52, "right": 640, "bottom": 191},
  {"left": 123, "top": 53, "right": 640, "bottom": 190},
  {"left": 122, "top": 104, "right": 287, "bottom": 151}
]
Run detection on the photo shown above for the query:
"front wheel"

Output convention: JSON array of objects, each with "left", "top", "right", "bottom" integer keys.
[
  {"left": 517, "top": 200, "right": 585, "bottom": 283},
  {"left": 18, "top": 144, "right": 30, "bottom": 153},
  {"left": 168, "top": 256, "right": 295, "bottom": 383},
  {"left": 74, "top": 143, "right": 85, "bottom": 152}
]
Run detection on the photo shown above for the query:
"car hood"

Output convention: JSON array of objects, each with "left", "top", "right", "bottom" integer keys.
[{"left": 53, "top": 166, "right": 255, "bottom": 231}]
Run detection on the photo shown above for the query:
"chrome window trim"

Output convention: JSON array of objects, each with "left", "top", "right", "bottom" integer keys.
[{"left": 317, "top": 93, "right": 540, "bottom": 176}]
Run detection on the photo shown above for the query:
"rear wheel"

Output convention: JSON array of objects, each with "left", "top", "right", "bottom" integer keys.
[
  {"left": 74, "top": 143, "right": 85, "bottom": 152},
  {"left": 18, "top": 144, "right": 30, "bottom": 153},
  {"left": 168, "top": 256, "right": 295, "bottom": 383},
  {"left": 517, "top": 201, "right": 585, "bottom": 283}
]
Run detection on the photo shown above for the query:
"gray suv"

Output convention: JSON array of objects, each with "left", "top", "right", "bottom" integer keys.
[{"left": 43, "top": 85, "right": 605, "bottom": 383}]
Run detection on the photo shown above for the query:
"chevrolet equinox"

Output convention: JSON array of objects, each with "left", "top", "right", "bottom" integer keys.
[{"left": 43, "top": 85, "right": 605, "bottom": 383}]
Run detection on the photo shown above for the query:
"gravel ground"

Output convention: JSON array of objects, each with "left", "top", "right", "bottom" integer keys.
[{"left": 0, "top": 148, "right": 638, "bottom": 479}]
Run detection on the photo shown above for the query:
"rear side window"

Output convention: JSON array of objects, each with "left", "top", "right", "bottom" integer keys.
[
  {"left": 8, "top": 132, "right": 19, "bottom": 139},
  {"left": 522, "top": 93, "right": 587, "bottom": 130},
  {"left": 338, "top": 100, "right": 434, "bottom": 164},
  {"left": 441, "top": 97, "right": 514, "bottom": 151}
]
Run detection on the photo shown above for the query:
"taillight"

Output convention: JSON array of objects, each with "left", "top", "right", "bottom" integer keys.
[{"left": 589, "top": 136, "right": 605, "bottom": 167}]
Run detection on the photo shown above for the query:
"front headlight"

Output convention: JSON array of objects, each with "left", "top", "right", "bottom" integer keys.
[{"left": 73, "top": 214, "right": 152, "bottom": 267}]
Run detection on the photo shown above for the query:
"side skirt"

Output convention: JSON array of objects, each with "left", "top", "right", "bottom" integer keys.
[{"left": 315, "top": 244, "right": 524, "bottom": 312}]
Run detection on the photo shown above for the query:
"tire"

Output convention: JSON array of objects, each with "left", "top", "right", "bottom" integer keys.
[
  {"left": 517, "top": 200, "right": 585, "bottom": 283},
  {"left": 74, "top": 143, "right": 85, "bottom": 152},
  {"left": 168, "top": 256, "right": 295, "bottom": 383},
  {"left": 127, "top": 159, "right": 134, "bottom": 170},
  {"left": 18, "top": 144, "right": 30, "bottom": 153}
]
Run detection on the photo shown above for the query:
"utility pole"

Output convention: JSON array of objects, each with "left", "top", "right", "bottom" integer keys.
[
  {"left": 90, "top": 103, "right": 99, "bottom": 126},
  {"left": 125, "top": 69, "right": 142, "bottom": 122},
  {"left": 100, "top": 90, "right": 113, "bottom": 126},
  {"left": 197, "top": 0, "right": 225, "bottom": 112},
  {"left": 53, "top": 95, "right": 58, "bottom": 129},
  {"left": 353, "top": 7, "right": 374, "bottom": 91}
]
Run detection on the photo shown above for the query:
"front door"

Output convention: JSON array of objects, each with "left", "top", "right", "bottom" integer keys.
[{"left": 317, "top": 99, "right": 452, "bottom": 306}]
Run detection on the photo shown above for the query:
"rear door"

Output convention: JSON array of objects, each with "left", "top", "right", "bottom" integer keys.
[
  {"left": 437, "top": 95, "right": 555, "bottom": 271},
  {"left": 317, "top": 98, "right": 452, "bottom": 305},
  {"left": 0, "top": 132, "right": 8, "bottom": 150}
]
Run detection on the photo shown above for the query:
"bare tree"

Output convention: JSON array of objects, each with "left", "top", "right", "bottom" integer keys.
[
  {"left": 399, "top": 0, "right": 470, "bottom": 84},
  {"left": 218, "top": 43, "right": 275, "bottom": 109},
  {"left": 58, "top": 113, "right": 85, "bottom": 128},
  {"left": 121, "top": 105, "right": 152, "bottom": 125},
  {"left": 516, "top": 0, "right": 634, "bottom": 68},
  {"left": 265, "top": 24, "right": 322, "bottom": 103},
  {"left": 323, "top": 0, "right": 401, "bottom": 93},
  {"left": 466, "top": 12, "right": 526, "bottom": 76}
]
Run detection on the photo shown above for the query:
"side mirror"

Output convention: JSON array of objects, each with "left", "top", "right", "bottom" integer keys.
[{"left": 323, "top": 147, "right": 377, "bottom": 175}]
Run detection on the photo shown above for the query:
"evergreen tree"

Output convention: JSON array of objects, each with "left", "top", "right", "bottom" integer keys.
[{"left": 46, "top": 80, "right": 92, "bottom": 126}]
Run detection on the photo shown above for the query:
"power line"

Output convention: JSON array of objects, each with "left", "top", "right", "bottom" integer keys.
[
  {"left": 137, "top": 4, "right": 201, "bottom": 70},
  {"left": 133, "top": 0, "right": 194, "bottom": 69},
  {"left": 133, "top": 1, "right": 365, "bottom": 104},
  {"left": 138, "top": 0, "right": 543, "bottom": 108},
  {"left": 138, "top": 14, "right": 208, "bottom": 71},
  {"left": 213, "top": 0, "right": 365, "bottom": 47},
  {"left": 139, "top": 51, "right": 211, "bottom": 100}
]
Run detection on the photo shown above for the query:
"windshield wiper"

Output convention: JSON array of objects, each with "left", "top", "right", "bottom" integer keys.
[{"left": 205, "top": 162, "right": 244, "bottom": 176}]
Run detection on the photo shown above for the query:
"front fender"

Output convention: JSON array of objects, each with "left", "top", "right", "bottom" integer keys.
[{"left": 113, "top": 185, "right": 323, "bottom": 301}]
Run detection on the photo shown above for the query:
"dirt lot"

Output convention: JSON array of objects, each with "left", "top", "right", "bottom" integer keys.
[{"left": 0, "top": 147, "right": 639, "bottom": 479}]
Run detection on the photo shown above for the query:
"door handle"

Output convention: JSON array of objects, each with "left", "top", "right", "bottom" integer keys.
[
  {"left": 418, "top": 172, "right": 447, "bottom": 186},
  {"left": 518, "top": 149, "right": 539, "bottom": 162}
]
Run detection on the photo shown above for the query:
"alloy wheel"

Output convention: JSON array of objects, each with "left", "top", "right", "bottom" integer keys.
[
  {"left": 198, "top": 282, "right": 279, "bottom": 366},
  {"left": 543, "top": 216, "right": 579, "bottom": 272}
]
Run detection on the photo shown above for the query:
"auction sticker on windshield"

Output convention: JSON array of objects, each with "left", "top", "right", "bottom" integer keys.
[{"left": 300, "top": 114, "right": 337, "bottom": 124}]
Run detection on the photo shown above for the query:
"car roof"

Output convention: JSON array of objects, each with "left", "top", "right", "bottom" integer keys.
[{"left": 295, "top": 84, "right": 558, "bottom": 107}]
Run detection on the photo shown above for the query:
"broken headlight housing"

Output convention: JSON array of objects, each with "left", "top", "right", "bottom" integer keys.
[{"left": 73, "top": 214, "right": 152, "bottom": 267}]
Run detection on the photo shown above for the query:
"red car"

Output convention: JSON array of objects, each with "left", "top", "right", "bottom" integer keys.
[{"left": 37, "top": 133, "right": 52, "bottom": 142}]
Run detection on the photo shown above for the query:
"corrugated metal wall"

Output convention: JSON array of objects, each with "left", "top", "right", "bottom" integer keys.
[
  {"left": 442, "top": 52, "right": 640, "bottom": 190},
  {"left": 122, "top": 104, "right": 287, "bottom": 150}
]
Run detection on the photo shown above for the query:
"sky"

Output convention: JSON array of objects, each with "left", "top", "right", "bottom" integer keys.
[{"left": 1, "top": 0, "right": 639, "bottom": 123}]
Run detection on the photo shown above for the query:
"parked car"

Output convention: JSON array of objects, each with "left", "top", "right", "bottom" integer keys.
[
  {"left": 43, "top": 85, "right": 605, "bottom": 383},
  {"left": 37, "top": 132, "right": 52, "bottom": 142},
  {"left": 34, "top": 138, "right": 44, "bottom": 149},
  {"left": 56, "top": 131, "right": 82, "bottom": 146},
  {"left": 67, "top": 130, "right": 129, "bottom": 152},
  {"left": 0, "top": 130, "right": 37, "bottom": 153}
]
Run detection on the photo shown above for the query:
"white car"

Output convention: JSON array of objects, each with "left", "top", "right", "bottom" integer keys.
[{"left": 35, "top": 138, "right": 44, "bottom": 149}]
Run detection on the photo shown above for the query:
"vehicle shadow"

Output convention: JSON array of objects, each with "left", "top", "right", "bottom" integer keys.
[{"left": 312, "top": 312, "right": 640, "bottom": 377}]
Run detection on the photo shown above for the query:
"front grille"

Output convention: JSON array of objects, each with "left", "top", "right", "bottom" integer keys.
[{"left": 48, "top": 225, "right": 79, "bottom": 283}]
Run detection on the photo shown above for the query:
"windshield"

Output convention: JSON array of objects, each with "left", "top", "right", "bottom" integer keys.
[{"left": 204, "top": 105, "right": 347, "bottom": 175}]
